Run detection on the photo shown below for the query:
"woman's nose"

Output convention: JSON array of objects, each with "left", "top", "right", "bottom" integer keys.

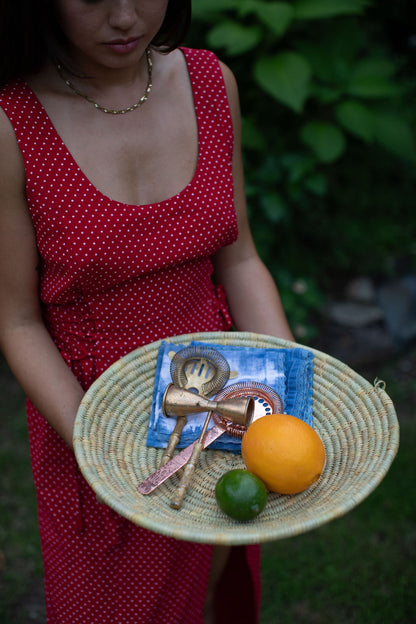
[{"left": 108, "top": 0, "right": 138, "bottom": 30}]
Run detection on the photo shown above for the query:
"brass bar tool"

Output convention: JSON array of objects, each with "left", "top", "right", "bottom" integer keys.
[
  {"left": 138, "top": 382, "right": 281, "bottom": 496},
  {"left": 159, "top": 415, "right": 187, "bottom": 467},
  {"left": 162, "top": 384, "right": 251, "bottom": 424},
  {"left": 159, "top": 346, "right": 230, "bottom": 466},
  {"left": 170, "top": 411, "right": 212, "bottom": 510},
  {"left": 163, "top": 385, "right": 254, "bottom": 509},
  {"left": 170, "top": 345, "right": 230, "bottom": 397}
]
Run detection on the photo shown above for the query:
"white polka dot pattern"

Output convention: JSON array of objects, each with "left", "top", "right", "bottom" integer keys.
[{"left": 1, "top": 48, "right": 260, "bottom": 623}]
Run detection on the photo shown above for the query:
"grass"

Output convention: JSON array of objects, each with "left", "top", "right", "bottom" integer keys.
[
  {"left": 261, "top": 421, "right": 415, "bottom": 623},
  {"left": 0, "top": 349, "right": 415, "bottom": 623},
  {"left": 0, "top": 361, "right": 44, "bottom": 624}
]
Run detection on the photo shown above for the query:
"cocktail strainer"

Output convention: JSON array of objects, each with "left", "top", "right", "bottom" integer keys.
[
  {"left": 170, "top": 345, "right": 230, "bottom": 396},
  {"left": 212, "top": 380, "right": 284, "bottom": 436}
]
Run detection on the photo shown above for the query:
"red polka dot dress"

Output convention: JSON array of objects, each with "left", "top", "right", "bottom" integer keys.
[{"left": 0, "top": 49, "right": 261, "bottom": 623}]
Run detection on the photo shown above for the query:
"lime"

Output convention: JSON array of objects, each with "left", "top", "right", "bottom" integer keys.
[{"left": 215, "top": 469, "right": 268, "bottom": 521}]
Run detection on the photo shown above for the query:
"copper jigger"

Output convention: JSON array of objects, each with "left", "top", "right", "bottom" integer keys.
[{"left": 162, "top": 384, "right": 253, "bottom": 427}]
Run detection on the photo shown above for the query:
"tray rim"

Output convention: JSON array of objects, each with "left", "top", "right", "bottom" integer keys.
[{"left": 73, "top": 331, "right": 400, "bottom": 544}]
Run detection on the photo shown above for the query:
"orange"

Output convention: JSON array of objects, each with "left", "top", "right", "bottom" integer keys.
[{"left": 241, "top": 414, "right": 325, "bottom": 494}]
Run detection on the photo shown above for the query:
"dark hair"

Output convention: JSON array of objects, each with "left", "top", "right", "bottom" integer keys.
[
  {"left": 153, "top": 0, "right": 192, "bottom": 52},
  {"left": 0, "top": 0, "right": 192, "bottom": 86}
]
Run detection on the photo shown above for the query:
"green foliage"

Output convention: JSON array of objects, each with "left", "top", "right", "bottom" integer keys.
[
  {"left": 335, "top": 100, "right": 375, "bottom": 141},
  {"left": 254, "top": 52, "right": 311, "bottom": 112},
  {"left": 207, "top": 21, "right": 262, "bottom": 55},
  {"left": 293, "top": 0, "right": 371, "bottom": 19},
  {"left": 188, "top": 0, "right": 416, "bottom": 340},
  {"left": 300, "top": 122, "right": 346, "bottom": 162}
]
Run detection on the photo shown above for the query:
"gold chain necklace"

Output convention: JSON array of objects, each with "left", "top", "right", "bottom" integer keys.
[{"left": 55, "top": 47, "right": 153, "bottom": 115}]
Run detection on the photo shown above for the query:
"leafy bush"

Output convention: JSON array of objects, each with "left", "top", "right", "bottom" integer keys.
[{"left": 187, "top": 0, "right": 416, "bottom": 339}]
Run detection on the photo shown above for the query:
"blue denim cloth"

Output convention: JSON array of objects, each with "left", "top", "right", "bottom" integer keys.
[{"left": 146, "top": 341, "right": 314, "bottom": 452}]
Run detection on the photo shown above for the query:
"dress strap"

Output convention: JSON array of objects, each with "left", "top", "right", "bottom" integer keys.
[{"left": 180, "top": 47, "right": 234, "bottom": 159}]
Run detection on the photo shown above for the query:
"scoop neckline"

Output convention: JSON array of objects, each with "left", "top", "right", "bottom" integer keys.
[{"left": 21, "top": 47, "right": 201, "bottom": 209}]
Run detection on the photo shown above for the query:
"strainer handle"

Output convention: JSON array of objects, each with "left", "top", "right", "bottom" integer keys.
[
  {"left": 170, "top": 439, "right": 204, "bottom": 509},
  {"left": 160, "top": 416, "right": 187, "bottom": 466},
  {"left": 170, "top": 411, "right": 212, "bottom": 509}
]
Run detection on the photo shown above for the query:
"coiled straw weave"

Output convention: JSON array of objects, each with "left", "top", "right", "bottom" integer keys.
[{"left": 73, "top": 332, "right": 399, "bottom": 544}]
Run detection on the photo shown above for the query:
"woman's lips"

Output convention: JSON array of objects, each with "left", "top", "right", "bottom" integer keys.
[{"left": 104, "top": 38, "right": 140, "bottom": 54}]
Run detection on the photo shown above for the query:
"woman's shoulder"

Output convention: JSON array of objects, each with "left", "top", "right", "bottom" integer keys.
[
  {"left": 0, "top": 78, "right": 35, "bottom": 125},
  {"left": 0, "top": 94, "right": 19, "bottom": 138},
  {"left": 179, "top": 46, "right": 226, "bottom": 71},
  {"left": 180, "top": 47, "right": 237, "bottom": 89},
  {"left": 0, "top": 79, "right": 39, "bottom": 140},
  {"left": 0, "top": 104, "right": 23, "bottom": 154},
  {"left": 0, "top": 78, "right": 27, "bottom": 100},
  {"left": 0, "top": 106, "right": 26, "bottom": 193},
  {"left": 180, "top": 47, "right": 239, "bottom": 109}
]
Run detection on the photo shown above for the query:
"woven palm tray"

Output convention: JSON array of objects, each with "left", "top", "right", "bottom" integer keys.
[{"left": 73, "top": 331, "right": 399, "bottom": 544}]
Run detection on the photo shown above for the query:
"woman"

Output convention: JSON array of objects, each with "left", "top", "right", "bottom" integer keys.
[{"left": 0, "top": 1, "right": 294, "bottom": 622}]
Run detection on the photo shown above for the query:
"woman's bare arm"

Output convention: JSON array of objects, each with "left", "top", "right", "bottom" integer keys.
[
  {"left": 213, "top": 64, "right": 295, "bottom": 342},
  {"left": 0, "top": 110, "right": 84, "bottom": 450}
]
